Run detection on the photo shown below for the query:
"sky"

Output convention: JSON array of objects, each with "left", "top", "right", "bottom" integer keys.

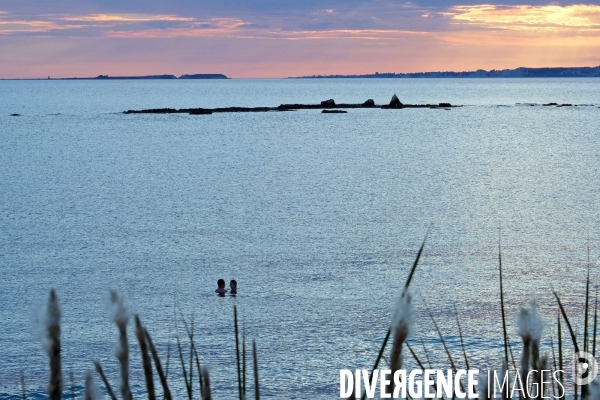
[{"left": 1, "top": 0, "right": 600, "bottom": 78}]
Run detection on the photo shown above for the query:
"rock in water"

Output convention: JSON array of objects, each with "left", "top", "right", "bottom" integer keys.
[
  {"left": 389, "top": 94, "right": 402, "bottom": 107},
  {"left": 363, "top": 99, "right": 375, "bottom": 107},
  {"left": 322, "top": 110, "right": 347, "bottom": 114},
  {"left": 321, "top": 99, "right": 336, "bottom": 107}
]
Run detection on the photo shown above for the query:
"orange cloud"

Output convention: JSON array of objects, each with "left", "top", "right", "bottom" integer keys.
[
  {"left": 444, "top": 4, "right": 600, "bottom": 31},
  {"left": 105, "top": 26, "right": 434, "bottom": 40}
]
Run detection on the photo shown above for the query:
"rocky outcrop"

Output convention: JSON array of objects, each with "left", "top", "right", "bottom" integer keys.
[
  {"left": 389, "top": 94, "right": 402, "bottom": 107},
  {"left": 124, "top": 96, "right": 461, "bottom": 114},
  {"left": 363, "top": 99, "right": 375, "bottom": 107},
  {"left": 179, "top": 74, "right": 229, "bottom": 79}
]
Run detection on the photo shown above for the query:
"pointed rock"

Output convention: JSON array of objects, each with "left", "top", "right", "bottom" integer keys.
[{"left": 389, "top": 94, "right": 402, "bottom": 107}]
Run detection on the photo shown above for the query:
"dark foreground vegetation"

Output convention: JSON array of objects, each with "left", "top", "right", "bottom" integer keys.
[{"left": 25, "top": 238, "right": 599, "bottom": 399}]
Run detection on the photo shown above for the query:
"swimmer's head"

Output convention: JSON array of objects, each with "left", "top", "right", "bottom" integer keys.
[
  {"left": 217, "top": 279, "right": 225, "bottom": 288},
  {"left": 230, "top": 280, "right": 237, "bottom": 291}
]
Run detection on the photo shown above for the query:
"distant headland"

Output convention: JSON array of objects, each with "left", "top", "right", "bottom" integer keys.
[
  {"left": 60, "top": 74, "right": 229, "bottom": 80},
  {"left": 0, "top": 74, "right": 229, "bottom": 80},
  {"left": 291, "top": 66, "right": 600, "bottom": 79}
]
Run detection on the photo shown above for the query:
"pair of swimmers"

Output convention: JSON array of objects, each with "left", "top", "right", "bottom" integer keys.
[{"left": 215, "top": 279, "right": 237, "bottom": 295}]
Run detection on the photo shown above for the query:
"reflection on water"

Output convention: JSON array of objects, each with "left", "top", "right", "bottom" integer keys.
[{"left": 0, "top": 79, "right": 599, "bottom": 399}]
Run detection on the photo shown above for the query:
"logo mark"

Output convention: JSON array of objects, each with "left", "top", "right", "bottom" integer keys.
[{"left": 572, "top": 351, "right": 598, "bottom": 385}]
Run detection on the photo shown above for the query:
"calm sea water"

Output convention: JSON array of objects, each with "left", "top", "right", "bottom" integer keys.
[{"left": 1, "top": 79, "right": 599, "bottom": 399}]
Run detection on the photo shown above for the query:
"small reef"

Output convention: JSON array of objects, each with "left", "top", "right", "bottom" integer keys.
[{"left": 124, "top": 94, "right": 458, "bottom": 115}]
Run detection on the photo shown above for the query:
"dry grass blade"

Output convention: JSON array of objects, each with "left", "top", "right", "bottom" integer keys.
[
  {"left": 93, "top": 361, "right": 117, "bottom": 400},
  {"left": 405, "top": 343, "right": 425, "bottom": 370},
  {"left": 135, "top": 316, "right": 155, "bottom": 400},
  {"left": 404, "top": 232, "right": 428, "bottom": 289},
  {"left": 554, "top": 291, "right": 579, "bottom": 400},
  {"left": 584, "top": 249, "right": 591, "bottom": 354},
  {"left": 189, "top": 318, "right": 194, "bottom": 399},
  {"left": 554, "top": 291, "right": 580, "bottom": 352},
  {"left": 406, "top": 343, "right": 441, "bottom": 398},
  {"left": 70, "top": 369, "right": 75, "bottom": 400},
  {"left": 178, "top": 311, "right": 203, "bottom": 398},
  {"left": 20, "top": 372, "right": 26, "bottom": 400},
  {"left": 583, "top": 250, "right": 591, "bottom": 400},
  {"left": 454, "top": 305, "right": 470, "bottom": 370},
  {"left": 557, "top": 312, "right": 564, "bottom": 387},
  {"left": 243, "top": 333, "right": 247, "bottom": 397},
  {"left": 46, "top": 289, "right": 62, "bottom": 400},
  {"left": 498, "top": 242, "right": 509, "bottom": 368},
  {"left": 507, "top": 341, "right": 518, "bottom": 373},
  {"left": 234, "top": 306, "right": 242, "bottom": 400},
  {"left": 428, "top": 310, "right": 466, "bottom": 394},
  {"left": 144, "top": 328, "right": 172, "bottom": 400},
  {"left": 420, "top": 338, "right": 432, "bottom": 369},
  {"left": 361, "top": 235, "right": 426, "bottom": 400},
  {"left": 110, "top": 290, "right": 132, "bottom": 400},
  {"left": 192, "top": 343, "right": 203, "bottom": 399},
  {"left": 176, "top": 330, "right": 192, "bottom": 400},
  {"left": 428, "top": 311, "right": 459, "bottom": 373},
  {"left": 593, "top": 290, "right": 598, "bottom": 358},
  {"left": 253, "top": 340, "right": 260, "bottom": 400},
  {"left": 551, "top": 339, "right": 558, "bottom": 399}
]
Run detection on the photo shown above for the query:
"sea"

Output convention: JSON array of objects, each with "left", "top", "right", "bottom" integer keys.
[{"left": 1, "top": 78, "right": 599, "bottom": 399}]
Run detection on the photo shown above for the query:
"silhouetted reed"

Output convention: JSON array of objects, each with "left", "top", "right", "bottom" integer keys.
[
  {"left": 45, "top": 289, "right": 62, "bottom": 400},
  {"left": 110, "top": 290, "right": 132, "bottom": 400},
  {"left": 85, "top": 372, "right": 101, "bottom": 400},
  {"left": 93, "top": 360, "right": 117, "bottom": 400},
  {"left": 31, "top": 240, "right": 600, "bottom": 400},
  {"left": 135, "top": 315, "right": 156, "bottom": 400}
]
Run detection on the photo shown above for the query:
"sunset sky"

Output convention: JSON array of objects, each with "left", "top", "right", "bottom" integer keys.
[{"left": 1, "top": 0, "right": 600, "bottom": 78}]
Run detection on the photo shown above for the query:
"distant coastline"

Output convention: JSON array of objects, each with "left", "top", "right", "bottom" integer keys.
[
  {"left": 291, "top": 66, "right": 600, "bottom": 78},
  {"left": 1, "top": 74, "right": 229, "bottom": 80}
]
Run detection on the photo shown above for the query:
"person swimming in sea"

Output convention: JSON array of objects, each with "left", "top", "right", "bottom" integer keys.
[
  {"left": 215, "top": 279, "right": 228, "bottom": 295},
  {"left": 229, "top": 279, "right": 237, "bottom": 295}
]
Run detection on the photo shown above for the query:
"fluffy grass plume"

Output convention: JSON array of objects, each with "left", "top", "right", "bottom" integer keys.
[
  {"left": 517, "top": 300, "right": 544, "bottom": 393},
  {"left": 390, "top": 291, "right": 413, "bottom": 374},
  {"left": 109, "top": 290, "right": 132, "bottom": 400},
  {"left": 45, "top": 289, "right": 62, "bottom": 400}
]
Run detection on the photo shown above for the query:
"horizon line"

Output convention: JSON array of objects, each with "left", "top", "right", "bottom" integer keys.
[{"left": 2, "top": 64, "right": 600, "bottom": 80}]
